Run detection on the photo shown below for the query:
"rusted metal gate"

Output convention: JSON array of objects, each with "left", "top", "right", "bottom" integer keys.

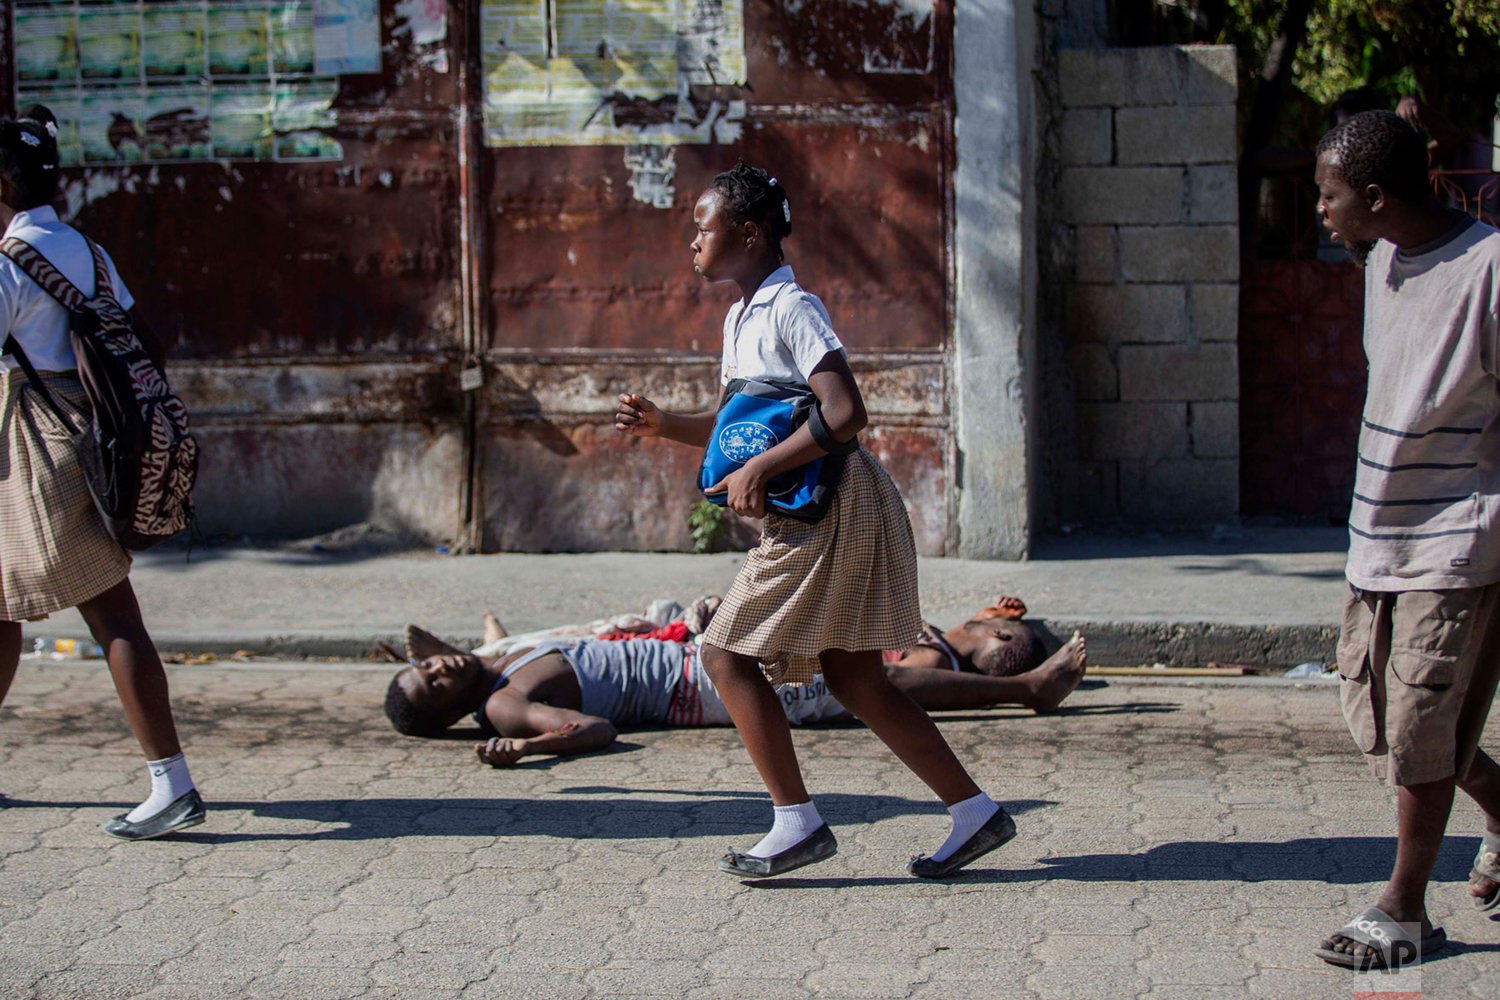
[
  {"left": 4, "top": 0, "right": 957, "bottom": 553},
  {"left": 1241, "top": 167, "right": 1498, "bottom": 521},
  {"left": 1240, "top": 257, "right": 1365, "bottom": 520}
]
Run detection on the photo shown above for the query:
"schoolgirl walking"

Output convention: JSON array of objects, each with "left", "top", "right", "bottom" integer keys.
[
  {"left": 0, "top": 105, "right": 203, "bottom": 840},
  {"left": 615, "top": 163, "right": 1013, "bottom": 877}
]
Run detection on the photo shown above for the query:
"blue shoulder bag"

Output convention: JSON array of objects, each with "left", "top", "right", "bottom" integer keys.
[{"left": 698, "top": 377, "right": 857, "bottom": 523}]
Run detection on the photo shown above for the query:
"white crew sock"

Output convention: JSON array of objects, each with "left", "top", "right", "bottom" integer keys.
[
  {"left": 747, "top": 800, "right": 823, "bottom": 858},
  {"left": 928, "top": 791, "right": 1000, "bottom": 863},
  {"left": 125, "top": 753, "right": 195, "bottom": 823}
]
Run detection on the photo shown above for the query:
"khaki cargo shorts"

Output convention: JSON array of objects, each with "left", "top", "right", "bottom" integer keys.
[{"left": 1337, "top": 583, "right": 1500, "bottom": 786}]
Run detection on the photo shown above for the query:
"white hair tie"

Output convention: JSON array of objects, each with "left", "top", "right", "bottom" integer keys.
[{"left": 19, "top": 131, "right": 40, "bottom": 148}]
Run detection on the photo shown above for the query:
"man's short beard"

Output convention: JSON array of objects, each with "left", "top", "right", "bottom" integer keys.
[{"left": 1344, "top": 239, "right": 1375, "bottom": 267}]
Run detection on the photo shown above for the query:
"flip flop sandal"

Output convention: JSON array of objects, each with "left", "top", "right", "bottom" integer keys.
[
  {"left": 1472, "top": 832, "right": 1500, "bottom": 912},
  {"left": 907, "top": 805, "right": 1017, "bottom": 879},
  {"left": 718, "top": 823, "right": 838, "bottom": 878},
  {"left": 1313, "top": 906, "right": 1446, "bottom": 971}
]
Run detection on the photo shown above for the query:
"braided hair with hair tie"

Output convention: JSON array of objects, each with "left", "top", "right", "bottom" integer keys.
[
  {"left": 0, "top": 103, "right": 62, "bottom": 209},
  {"left": 708, "top": 160, "right": 793, "bottom": 263}
]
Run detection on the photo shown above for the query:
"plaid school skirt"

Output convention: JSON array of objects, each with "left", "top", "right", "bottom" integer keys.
[
  {"left": 0, "top": 369, "right": 131, "bottom": 622},
  {"left": 704, "top": 447, "right": 924, "bottom": 684}
]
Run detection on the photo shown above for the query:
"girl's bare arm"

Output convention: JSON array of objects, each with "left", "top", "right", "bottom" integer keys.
[{"left": 614, "top": 392, "right": 720, "bottom": 448}]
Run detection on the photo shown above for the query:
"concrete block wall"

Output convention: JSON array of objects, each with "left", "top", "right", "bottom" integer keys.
[{"left": 1052, "top": 45, "right": 1240, "bottom": 523}]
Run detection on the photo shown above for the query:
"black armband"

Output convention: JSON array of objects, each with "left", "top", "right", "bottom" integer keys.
[{"left": 808, "top": 404, "right": 858, "bottom": 455}]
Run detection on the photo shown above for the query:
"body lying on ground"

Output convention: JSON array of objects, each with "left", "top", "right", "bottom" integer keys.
[{"left": 382, "top": 597, "right": 1087, "bottom": 766}]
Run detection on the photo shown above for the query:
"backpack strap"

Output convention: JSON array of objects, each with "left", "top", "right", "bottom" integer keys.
[
  {"left": 1, "top": 333, "right": 78, "bottom": 434},
  {"left": 0, "top": 236, "right": 87, "bottom": 311},
  {"left": 85, "top": 238, "right": 113, "bottom": 299}
]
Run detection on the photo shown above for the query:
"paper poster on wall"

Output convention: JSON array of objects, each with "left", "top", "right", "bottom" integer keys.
[
  {"left": 142, "top": 6, "right": 207, "bottom": 78},
  {"left": 13, "top": 9, "right": 76, "bottom": 84},
  {"left": 313, "top": 0, "right": 381, "bottom": 75},
  {"left": 76, "top": 8, "right": 141, "bottom": 81},
  {"left": 12, "top": 1, "right": 344, "bottom": 164},
  {"left": 274, "top": 3, "right": 318, "bottom": 75},
  {"left": 479, "top": 0, "right": 747, "bottom": 147},
  {"left": 209, "top": 4, "right": 272, "bottom": 76}
]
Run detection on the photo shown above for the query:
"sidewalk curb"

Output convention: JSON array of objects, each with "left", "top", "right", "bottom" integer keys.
[{"left": 27, "top": 618, "right": 1339, "bottom": 668}]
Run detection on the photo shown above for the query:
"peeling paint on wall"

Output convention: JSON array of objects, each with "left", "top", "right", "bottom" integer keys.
[
  {"left": 863, "top": 0, "right": 935, "bottom": 74},
  {"left": 61, "top": 170, "right": 123, "bottom": 218},
  {"left": 623, "top": 144, "right": 675, "bottom": 208},
  {"left": 393, "top": 0, "right": 449, "bottom": 72}
]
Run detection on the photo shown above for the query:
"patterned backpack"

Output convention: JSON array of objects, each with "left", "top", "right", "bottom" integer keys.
[{"left": 0, "top": 235, "right": 197, "bottom": 550}]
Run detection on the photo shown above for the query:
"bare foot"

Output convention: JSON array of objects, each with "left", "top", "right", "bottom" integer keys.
[
  {"left": 483, "top": 611, "right": 508, "bottom": 643},
  {"left": 1027, "top": 631, "right": 1086, "bottom": 713},
  {"left": 404, "top": 624, "right": 465, "bottom": 661},
  {"left": 975, "top": 596, "right": 1028, "bottom": 621}
]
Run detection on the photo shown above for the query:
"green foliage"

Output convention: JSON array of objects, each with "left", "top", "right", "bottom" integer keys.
[
  {"left": 1223, "top": 0, "right": 1500, "bottom": 143},
  {"left": 687, "top": 500, "right": 727, "bottom": 554}
]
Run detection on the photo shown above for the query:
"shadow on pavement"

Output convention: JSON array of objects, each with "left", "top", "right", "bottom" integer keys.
[
  {"left": 2, "top": 795, "right": 1056, "bottom": 844},
  {"left": 745, "top": 836, "right": 1491, "bottom": 900},
  {"left": 1004, "top": 836, "right": 1484, "bottom": 885}
]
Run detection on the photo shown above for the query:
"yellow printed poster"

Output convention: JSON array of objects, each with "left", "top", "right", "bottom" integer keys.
[
  {"left": 480, "top": 0, "right": 746, "bottom": 147},
  {"left": 144, "top": 85, "right": 213, "bottom": 160},
  {"left": 76, "top": 8, "right": 141, "bottom": 81},
  {"left": 211, "top": 84, "right": 275, "bottom": 160},
  {"left": 143, "top": 6, "right": 208, "bottom": 78},
  {"left": 14, "top": 10, "right": 77, "bottom": 84},
  {"left": 79, "top": 89, "right": 146, "bottom": 163},
  {"left": 9, "top": 1, "right": 354, "bottom": 163},
  {"left": 273, "top": 2, "right": 318, "bottom": 75},
  {"left": 208, "top": 5, "right": 272, "bottom": 76}
]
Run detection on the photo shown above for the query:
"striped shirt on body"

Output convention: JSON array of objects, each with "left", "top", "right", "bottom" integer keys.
[{"left": 1347, "top": 217, "right": 1500, "bottom": 591}]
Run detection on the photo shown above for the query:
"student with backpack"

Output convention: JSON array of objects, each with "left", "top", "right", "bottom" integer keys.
[
  {"left": 614, "top": 163, "right": 1013, "bottom": 878},
  {"left": 0, "top": 105, "right": 203, "bottom": 840}
]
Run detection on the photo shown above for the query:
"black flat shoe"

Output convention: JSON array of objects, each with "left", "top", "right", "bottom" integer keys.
[
  {"left": 102, "top": 789, "right": 205, "bottom": 841},
  {"left": 719, "top": 823, "right": 838, "bottom": 878},
  {"left": 907, "top": 805, "right": 1016, "bottom": 879}
]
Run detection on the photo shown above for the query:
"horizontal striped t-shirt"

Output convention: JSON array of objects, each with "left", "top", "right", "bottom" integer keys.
[{"left": 1347, "top": 216, "right": 1500, "bottom": 591}]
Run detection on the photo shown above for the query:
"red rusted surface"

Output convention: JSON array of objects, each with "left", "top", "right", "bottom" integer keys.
[
  {"left": 483, "top": 116, "right": 951, "bottom": 353},
  {"left": 1240, "top": 259, "right": 1366, "bottom": 519},
  {"left": 476, "top": 0, "right": 956, "bottom": 552},
  {"left": 5, "top": 0, "right": 957, "bottom": 551}
]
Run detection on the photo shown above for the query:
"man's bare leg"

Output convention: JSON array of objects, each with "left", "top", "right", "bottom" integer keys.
[
  {"left": 1459, "top": 749, "right": 1500, "bottom": 903},
  {"left": 889, "top": 632, "right": 1087, "bottom": 713},
  {"left": 483, "top": 612, "right": 507, "bottom": 643},
  {"left": 1320, "top": 776, "right": 1454, "bottom": 961}
]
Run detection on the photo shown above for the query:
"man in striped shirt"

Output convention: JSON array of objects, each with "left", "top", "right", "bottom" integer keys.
[{"left": 1313, "top": 110, "right": 1500, "bottom": 970}]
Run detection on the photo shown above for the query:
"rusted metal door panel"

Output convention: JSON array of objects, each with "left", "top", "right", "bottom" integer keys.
[
  {"left": 476, "top": 0, "right": 956, "bottom": 553},
  {"left": 1240, "top": 259, "right": 1366, "bottom": 519},
  {"left": 483, "top": 119, "right": 950, "bottom": 352},
  {"left": 4, "top": 0, "right": 469, "bottom": 540}
]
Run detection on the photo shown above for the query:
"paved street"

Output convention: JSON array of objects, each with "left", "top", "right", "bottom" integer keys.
[{"left": 2, "top": 660, "right": 1496, "bottom": 999}]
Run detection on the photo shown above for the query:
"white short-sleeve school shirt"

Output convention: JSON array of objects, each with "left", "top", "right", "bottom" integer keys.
[
  {"left": 0, "top": 205, "right": 134, "bottom": 373},
  {"left": 720, "top": 265, "right": 845, "bottom": 386}
]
